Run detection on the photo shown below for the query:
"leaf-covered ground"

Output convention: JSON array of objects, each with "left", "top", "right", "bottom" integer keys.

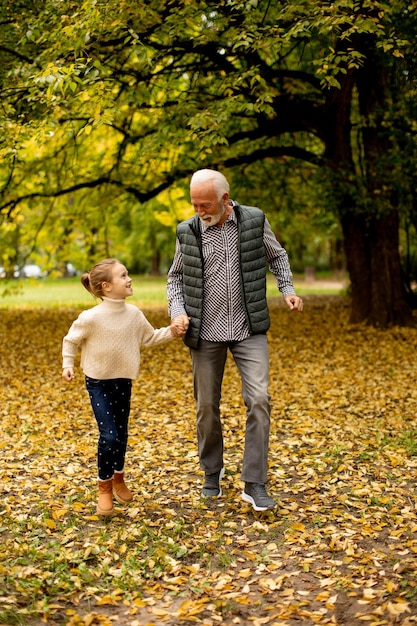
[{"left": 1, "top": 297, "right": 417, "bottom": 626}]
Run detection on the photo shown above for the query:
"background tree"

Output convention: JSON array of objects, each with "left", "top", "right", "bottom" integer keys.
[{"left": 1, "top": 0, "right": 416, "bottom": 326}]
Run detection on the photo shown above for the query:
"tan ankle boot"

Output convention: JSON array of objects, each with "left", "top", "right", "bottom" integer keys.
[
  {"left": 113, "top": 471, "right": 133, "bottom": 504},
  {"left": 97, "top": 478, "right": 114, "bottom": 516}
]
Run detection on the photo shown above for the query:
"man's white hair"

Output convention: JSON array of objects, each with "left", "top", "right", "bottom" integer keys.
[{"left": 190, "top": 169, "right": 230, "bottom": 201}]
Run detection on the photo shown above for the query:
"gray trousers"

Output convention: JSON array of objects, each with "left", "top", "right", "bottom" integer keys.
[{"left": 190, "top": 334, "right": 271, "bottom": 484}]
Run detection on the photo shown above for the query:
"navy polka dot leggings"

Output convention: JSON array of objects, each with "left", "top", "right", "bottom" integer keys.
[{"left": 85, "top": 377, "right": 132, "bottom": 481}]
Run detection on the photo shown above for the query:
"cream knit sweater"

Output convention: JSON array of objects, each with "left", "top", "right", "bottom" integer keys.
[{"left": 62, "top": 297, "right": 173, "bottom": 380}]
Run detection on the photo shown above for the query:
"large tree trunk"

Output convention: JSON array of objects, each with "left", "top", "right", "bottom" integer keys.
[
  {"left": 323, "top": 39, "right": 415, "bottom": 328},
  {"left": 150, "top": 250, "right": 161, "bottom": 276},
  {"left": 341, "top": 209, "right": 414, "bottom": 326},
  {"left": 352, "top": 41, "right": 414, "bottom": 326}
]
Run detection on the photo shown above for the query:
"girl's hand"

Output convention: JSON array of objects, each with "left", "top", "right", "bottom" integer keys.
[
  {"left": 170, "top": 315, "right": 190, "bottom": 337},
  {"left": 62, "top": 367, "right": 75, "bottom": 382}
]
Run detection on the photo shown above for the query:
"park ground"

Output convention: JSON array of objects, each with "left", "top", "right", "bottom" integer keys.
[{"left": 0, "top": 294, "right": 416, "bottom": 625}]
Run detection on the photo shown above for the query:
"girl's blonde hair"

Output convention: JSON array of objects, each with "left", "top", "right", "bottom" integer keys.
[{"left": 81, "top": 258, "right": 119, "bottom": 299}]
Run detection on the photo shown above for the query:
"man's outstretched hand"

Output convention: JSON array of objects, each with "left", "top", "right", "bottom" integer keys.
[{"left": 284, "top": 295, "right": 303, "bottom": 312}]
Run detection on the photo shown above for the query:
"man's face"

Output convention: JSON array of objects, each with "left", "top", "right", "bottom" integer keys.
[{"left": 191, "top": 181, "right": 228, "bottom": 227}]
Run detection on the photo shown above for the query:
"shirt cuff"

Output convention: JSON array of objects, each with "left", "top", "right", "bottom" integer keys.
[
  {"left": 280, "top": 286, "right": 296, "bottom": 297},
  {"left": 169, "top": 303, "right": 188, "bottom": 319}
]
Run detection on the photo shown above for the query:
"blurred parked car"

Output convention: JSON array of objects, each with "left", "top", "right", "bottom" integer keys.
[
  {"left": 15, "top": 264, "right": 44, "bottom": 278},
  {"left": 65, "top": 263, "right": 78, "bottom": 277}
]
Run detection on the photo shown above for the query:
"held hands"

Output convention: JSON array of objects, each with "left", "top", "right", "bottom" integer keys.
[
  {"left": 170, "top": 314, "right": 190, "bottom": 338},
  {"left": 62, "top": 367, "right": 75, "bottom": 382},
  {"left": 284, "top": 295, "right": 304, "bottom": 312},
  {"left": 170, "top": 298, "right": 303, "bottom": 336}
]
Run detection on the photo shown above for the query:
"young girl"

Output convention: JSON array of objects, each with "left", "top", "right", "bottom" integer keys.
[{"left": 62, "top": 258, "right": 184, "bottom": 516}]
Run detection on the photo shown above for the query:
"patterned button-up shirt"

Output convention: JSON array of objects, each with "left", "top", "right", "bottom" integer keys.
[{"left": 167, "top": 207, "right": 295, "bottom": 342}]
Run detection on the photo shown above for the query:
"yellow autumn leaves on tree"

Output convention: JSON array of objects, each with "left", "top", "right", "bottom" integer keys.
[{"left": 0, "top": 297, "right": 416, "bottom": 625}]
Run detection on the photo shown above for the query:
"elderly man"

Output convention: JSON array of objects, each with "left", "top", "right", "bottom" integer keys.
[{"left": 167, "top": 169, "right": 303, "bottom": 511}]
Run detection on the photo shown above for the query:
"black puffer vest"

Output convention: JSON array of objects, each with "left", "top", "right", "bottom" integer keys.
[{"left": 176, "top": 203, "right": 270, "bottom": 349}]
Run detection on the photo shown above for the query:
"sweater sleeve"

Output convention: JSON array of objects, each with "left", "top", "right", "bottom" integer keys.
[
  {"left": 62, "top": 312, "right": 90, "bottom": 368},
  {"left": 138, "top": 310, "right": 174, "bottom": 346}
]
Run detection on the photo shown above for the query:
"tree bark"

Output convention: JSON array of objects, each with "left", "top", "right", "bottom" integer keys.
[
  {"left": 150, "top": 250, "right": 161, "bottom": 276},
  {"left": 341, "top": 210, "right": 414, "bottom": 326},
  {"left": 323, "top": 41, "right": 415, "bottom": 327}
]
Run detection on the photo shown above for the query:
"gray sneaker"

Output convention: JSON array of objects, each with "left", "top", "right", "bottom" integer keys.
[
  {"left": 241, "top": 483, "right": 276, "bottom": 511},
  {"left": 201, "top": 467, "right": 225, "bottom": 497}
]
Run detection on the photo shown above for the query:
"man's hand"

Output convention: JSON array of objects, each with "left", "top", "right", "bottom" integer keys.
[
  {"left": 284, "top": 295, "right": 303, "bottom": 312},
  {"left": 170, "top": 314, "right": 190, "bottom": 337}
]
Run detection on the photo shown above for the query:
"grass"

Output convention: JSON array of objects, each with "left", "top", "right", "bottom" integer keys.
[{"left": 0, "top": 273, "right": 347, "bottom": 309}]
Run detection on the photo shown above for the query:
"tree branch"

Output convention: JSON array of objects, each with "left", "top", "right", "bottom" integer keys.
[{"left": 0, "top": 45, "right": 34, "bottom": 64}]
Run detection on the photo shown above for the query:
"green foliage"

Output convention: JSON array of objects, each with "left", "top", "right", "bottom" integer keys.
[{"left": 0, "top": 0, "right": 417, "bottom": 317}]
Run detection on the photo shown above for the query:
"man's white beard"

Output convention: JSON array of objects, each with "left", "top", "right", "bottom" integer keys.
[{"left": 199, "top": 203, "right": 226, "bottom": 227}]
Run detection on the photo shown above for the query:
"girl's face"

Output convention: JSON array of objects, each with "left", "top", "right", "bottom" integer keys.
[{"left": 104, "top": 262, "right": 133, "bottom": 300}]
